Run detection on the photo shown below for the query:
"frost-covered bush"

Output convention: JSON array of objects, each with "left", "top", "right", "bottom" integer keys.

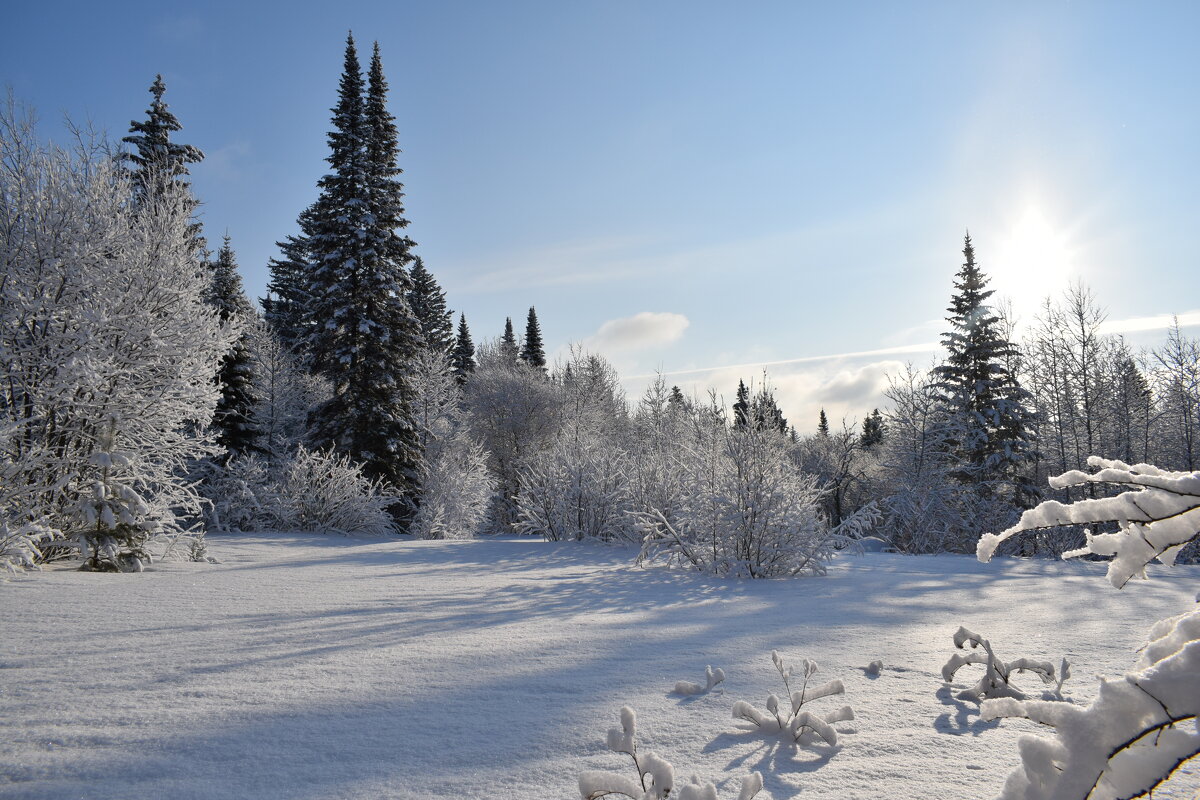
[
  {"left": 674, "top": 665, "right": 726, "bottom": 696},
  {"left": 199, "top": 454, "right": 275, "bottom": 533},
  {"left": 731, "top": 651, "right": 854, "bottom": 746},
  {"left": 410, "top": 348, "right": 494, "bottom": 539},
  {"left": 516, "top": 434, "right": 631, "bottom": 542},
  {"left": 462, "top": 340, "right": 560, "bottom": 529},
  {"left": 973, "top": 457, "right": 1200, "bottom": 798},
  {"left": 271, "top": 446, "right": 400, "bottom": 536},
  {"left": 0, "top": 101, "right": 235, "bottom": 567},
  {"left": 638, "top": 408, "right": 878, "bottom": 578},
  {"left": 941, "top": 626, "right": 1068, "bottom": 702},
  {"left": 515, "top": 348, "right": 634, "bottom": 542},
  {"left": 580, "top": 707, "right": 762, "bottom": 800}
]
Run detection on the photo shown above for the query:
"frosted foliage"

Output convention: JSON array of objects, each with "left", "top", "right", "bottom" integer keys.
[
  {"left": 941, "top": 627, "right": 1066, "bottom": 702},
  {"left": 516, "top": 348, "right": 633, "bottom": 542},
  {"left": 674, "top": 665, "right": 726, "bottom": 696},
  {"left": 272, "top": 447, "right": 400, "bottom": 536},
  {"left": 410, "top": 349, "right": 494, "bottom": 539},
  {"left": 982, "top": 608, "right": 1200, "bottom": 800},
  {"left": 978, "top": 457, "right": 1200, "bottom": 588},
  {"left": 0, "top": 102, "right": 236, "bottom": 565},
  {"left": 580, "top": 707, "right": 761, "bottom": 800},
  {"left": 731, "top": 651, "right": 854, "bottom": 747},
  {"left": 638, "top": 407, "right": 878, "bottom": 578}
]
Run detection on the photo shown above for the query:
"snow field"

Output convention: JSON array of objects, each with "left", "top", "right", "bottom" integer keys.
[{"left": 1, "top": 533, "right": 1197, "bottom": 799}]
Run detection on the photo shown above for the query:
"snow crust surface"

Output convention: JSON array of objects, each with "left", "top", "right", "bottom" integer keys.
[{"left": 1, "top": 533, "right": 1197, "bottom": 799}]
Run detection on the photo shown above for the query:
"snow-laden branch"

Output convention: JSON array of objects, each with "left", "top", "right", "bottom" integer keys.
[
  {"left": 981, "top": 608, "right": 1199, "bottom": 800},
  {"left": 941, "top": 626, "right": 1068, "bottom": 702},
  {"left": 977, "top": 457, "right": 1200, "bottom": 588}
]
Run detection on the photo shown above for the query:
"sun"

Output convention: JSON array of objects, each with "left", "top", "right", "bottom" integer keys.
[{"left": 988, "top": 204, "right": 1075, "bottom": 318}]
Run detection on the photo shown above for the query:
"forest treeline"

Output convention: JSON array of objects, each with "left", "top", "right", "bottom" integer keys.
[{"left": 2, "top": 35, "right": 1197, "bottom": 574}]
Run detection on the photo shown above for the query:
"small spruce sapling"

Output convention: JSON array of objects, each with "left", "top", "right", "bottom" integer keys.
[
  {"left": 674, "top": 665, "right": 726, "bottom": 696},
  {"left": 580, "top": 707, "right": 762, "bottom": 800},
  {"left": 731, "top": 651, "right": 854, "bottom": 746},
  {"left": 941, "top": 627, "right": 1066, "bottom": 702}
]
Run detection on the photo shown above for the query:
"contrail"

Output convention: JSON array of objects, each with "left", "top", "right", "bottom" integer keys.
[{"left": 624, "top": 341, "right": 941, "bottom": 381}]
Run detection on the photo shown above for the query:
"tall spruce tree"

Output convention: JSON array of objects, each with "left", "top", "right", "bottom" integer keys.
[
  {"left": 122, "top": 74, "right": 205, "bottom": 253},
  {"left": 500, "top": 317, "right": 519, "bottom": 362},
  {"left": 520, "top": 307, "right": 547, "bottom": 371},
  {"left": 668, "top": 385, "right": 687, "bottom": 412},
  {"left": 303, "top": 34, "right": 422, "bottom": 496},
  {"left": 205, "top": 236, "right": 259, "bottom": 456},
  {"left": 933, "top": 234, "right": 1035, "bottom": 498},
  {"left": 408, "top": 256, "right": 454, "bottom": 353},
  {"left": 122, "top": 75, "right": 204, "bottom": 195},
  {"left": 263, "top": 205, "right": 317, "bottom": 353},
  {"left": 451, "top": 313, "right": 476, "bottom": 385},
  {"left": 818, "top": 409, "right": 830, "bottom": 437},
  {"left": 732, "top": 380, "right": 751, "bottom": 428}
]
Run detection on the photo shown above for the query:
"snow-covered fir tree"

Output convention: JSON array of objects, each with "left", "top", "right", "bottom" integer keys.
[
  {"left": 752, "top": 383, "right": 788, "bottom": 434},
  {"left": 860, "top": 408, "right": 885, "bottom": 449},
  {"left": 451, "top": 313, "right": 476, "bottom": 386},
  {"left": 818, "top": 409, "right": 830, "bottom": 437},
  {"left": 407, "top": 256, "right": 454, "bottom": 354},
  {"left": 303, "top": 34, "right": 423, "bottom": 498},
  {"left": 263, "top": 205, "right": 317, "bottom": 353},
  {"left": 732, "top": 380, "right": 750, "bottom": 429},
  {"left": 205, "top": 235, "right": 260, "bottom": 457},
  {"left": 934, "top": 234, "right": 1036, "bottom": 501},
  {"left": 500, "top": 316, "right": 519, "bottom": 362},
  {"left": 520, "top": 307, "right": 547, "bottom": 371},
  {"left": 121, "top": 74, "right": 204, "bottom": 197}
]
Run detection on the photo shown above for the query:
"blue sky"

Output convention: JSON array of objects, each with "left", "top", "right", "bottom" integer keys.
[{"left": 5, "top": 1, "right": 1198, "bottom": 430}]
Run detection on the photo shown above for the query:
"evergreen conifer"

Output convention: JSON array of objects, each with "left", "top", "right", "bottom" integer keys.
[
  {"left": 520, "top": 307, "right": 547, "bottom": 371},
  {"left": 451, "top": 313, "right": 476, "bottom": 386},
  {"left": 500, "top": 317, "right": 519, "bottom": 362},
  {"left": 205, "top": 236, "right": 260, "bottom": 456},
  {"left": 408, "top": 256, "right": 454, "bottom": 354}
]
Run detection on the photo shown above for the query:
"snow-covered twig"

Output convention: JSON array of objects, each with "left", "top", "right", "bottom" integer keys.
[
  {"left": 731, "top": 651, "right": 853, "bottom": 746},
  {"left": 941, "top": 626, "right": 1064, "bottom": 702},
  {"left": 579, "top": 707, "right": 763, "bottom": 800},
  {"left": 674, "top": 665, "right": 726, "bottom": 696}
]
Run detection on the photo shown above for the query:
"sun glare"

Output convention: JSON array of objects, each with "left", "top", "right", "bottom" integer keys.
[{"left": 990, "top": 204, "right": 1075, "bottom": 317}]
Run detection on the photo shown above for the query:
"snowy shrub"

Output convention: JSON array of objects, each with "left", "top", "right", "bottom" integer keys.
[
  {"left": 972, "top": 457, "right": 1200, "bottom": 798},
  {"left": 463, "top": 340, "right": 560, "bottom": 529},
  {"left": 516, "top": 434, "right": 632, "bottom": 542},
  {"left": 731, "top": 651, "right": 854, "bottom": 746},
  {"left": 199, "top": 454, "right": 275, "bottom": 533},
  {"left": 0, "top": 101, "right": 235, "bottom": 567},
  {"left": 674, "top": 665, "right": 725, "bottom": 696},
  {"left": 245, "top": 321, "right": 329, "bottom": 471},
  {"left": 941, "top": 626, "right": 1068, "bottom": 702},
  {"left": 271, "top": 446, "right": 400, "bottom": 536},
  {"left": 515, "top": 348, "right": 634, "bottom": 542},
  {"left": 638, "top": 408, "right": 879, "bottom": 578},
  {"left": 580, "top": 707, "right": 762, "bottom": 800},
  {"left": 0, "top": 516, "right": 56, "bottom": 574},
  {"left": 410, "top": 348, "right": 494, "bottom": 539},
  {"left": 978, "top": 457, "right": 1200, "bottom": 588}
]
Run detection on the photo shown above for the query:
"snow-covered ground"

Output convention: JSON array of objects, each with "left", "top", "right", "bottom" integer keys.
[{"left": 2, "top": 534, "right": 1196, "bottom": 799}]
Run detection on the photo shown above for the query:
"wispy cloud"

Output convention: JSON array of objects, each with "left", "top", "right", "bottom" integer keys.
[
  {"left": 624, "top": 341, "right": 939, "bottom": 381},
  {"left": 584, "top": 312, "right": 689, "bottom": 353},
  {"left": 1098, "top": 309, "right": 1200, "bottom": 335}
]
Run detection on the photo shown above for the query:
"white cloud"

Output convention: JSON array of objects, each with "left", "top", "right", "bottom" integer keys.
[
  {"left": 1098, "top": 309, "right": 1200, "bottom": 335},
  {"left": 584, "top": 312, "right": 690, "bottom": 353}
]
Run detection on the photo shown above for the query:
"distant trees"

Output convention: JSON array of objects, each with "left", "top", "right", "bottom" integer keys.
[
  {"left": 451, "top": 314, "right": 476, "bottom": 386},
  {"left": 520, "top": 307, "right": 547, "bottom": 371},
  {"left": 205, "top": 236, "right": 260, "bottom": 457},
  {"left": 408, "top": 257, "right": 454, "bottom": 355}
]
